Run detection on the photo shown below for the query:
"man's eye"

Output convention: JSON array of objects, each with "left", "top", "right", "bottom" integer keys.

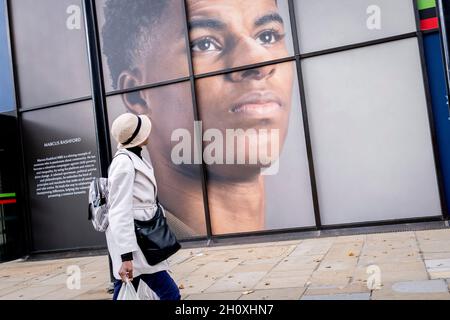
[
  {"left": 256, "top": 30, "right": 283, "bottom": 45},
  {"left": 191, "top": 37, "right": 222, "bottom": 52}
]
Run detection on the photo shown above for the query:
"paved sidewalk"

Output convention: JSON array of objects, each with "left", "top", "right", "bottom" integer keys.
[{"left": 2, "top": 228, "right": 450, "bottom": 300}]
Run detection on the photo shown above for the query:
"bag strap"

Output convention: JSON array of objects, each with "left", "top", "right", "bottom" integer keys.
[
  {"left": 110, "top": 150, "right": 163, "bottom": 215},
  {"left": 107, "top": 151, "right": 133, "bottom": 177}
]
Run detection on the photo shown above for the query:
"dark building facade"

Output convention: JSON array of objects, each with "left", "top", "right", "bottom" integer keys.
[{"left": 1, "top": 0, "right": 450, "bottom": 261}]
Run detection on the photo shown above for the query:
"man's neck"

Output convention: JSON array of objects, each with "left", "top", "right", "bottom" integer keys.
[{"left": 153, "top": 156, "right": 265, "bottom": 234}]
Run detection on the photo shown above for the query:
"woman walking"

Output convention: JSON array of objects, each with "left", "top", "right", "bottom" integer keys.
[{"left": 107, "top": 113, "right": 180, "bottom": 300}]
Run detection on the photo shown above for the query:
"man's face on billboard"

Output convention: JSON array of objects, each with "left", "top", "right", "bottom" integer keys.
[
  {"left": 188, "top": 0, "right": 288, "bottom": 73},
  {"left": 122, "top": 0, "right": 293, "bottom": 176},
  {"left": 188, "top": 0, "right": 293, "bottom": 177}
]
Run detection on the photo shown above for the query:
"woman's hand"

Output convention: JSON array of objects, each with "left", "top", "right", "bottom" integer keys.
[{"left": 119, "top": 261, "right": 133, "bottom": 282}]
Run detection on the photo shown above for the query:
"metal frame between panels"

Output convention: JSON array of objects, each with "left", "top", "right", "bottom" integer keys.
[
  {"left": 83, "top": 0, "right": 112, "bottom": 177},
  {"left": 298, "top": 32, "right": 418, "bottom": 59},
  {"left": 18, "top": 95, "right": 92, "bottom": 114},
  {"left": 288, "top": 0, "right": 322, "bottom": 229},
  {"left": 82, "top": 0, "right": 117, "bottom": 283},
  {"left": 180, "top": 0, "right": 214, "bottom": 241},
  {"left": 3, "top": 0, "right": 449, "bottom": 256}
]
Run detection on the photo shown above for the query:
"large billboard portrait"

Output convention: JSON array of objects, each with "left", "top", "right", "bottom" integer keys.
[{"left": 98, "top": 0, "right": 315, "bottom": 238}]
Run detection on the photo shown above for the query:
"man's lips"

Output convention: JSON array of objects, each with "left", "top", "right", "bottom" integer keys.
[{"left": 230, "top": 91, "right": 283, "bottom": 115}]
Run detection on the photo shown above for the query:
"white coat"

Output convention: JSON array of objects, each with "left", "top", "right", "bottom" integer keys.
[{"left": 105, "top": 148, "right": 169, "bottom": 280}]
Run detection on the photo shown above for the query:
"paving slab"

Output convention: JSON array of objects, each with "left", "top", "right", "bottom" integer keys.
[
  {"left": 316, "top": 259, "right": 358, "bottom": 272},
  {"left": 366, "top": 232, "right": 416, "bottom": 241},
  {"left": 304, "top": 283, "right": 371, "bottom": 296},
  {"left": 324, "top": 242, "right": 364, "bottom": 260},
  {"left": 204, "top": 272, "right": 267, "bottom": 293},
  {"left": 332, "top": 235, "right": 366, "bottom": 243},
  {"left": 422, "top": 252, "right": 450, "bottom": 260},
  {"left": 254, "top": 273, "right": 310, "bottom": 290},
  {"left": 288, "top": 240, "right": 333, "bottom": 256},
  {"left": 177, "top": 274, "right": 218, "bottom": 295},
  {"left": 425, "top": 258, "right": 450, "bottom": 270},
  {"left": 229, "top": 261, "right": 278, "bottom": 274},
  {"left": 203, "top": 240, "right": 301, "bottom": 252},
  {"left": 301, "top": 292, "right": 371, "bottom": 300},
  {"left": 72, "top": 285, "right": 111, "bottom": 300},
  {"left": 390, "top": 280, "right": 448, "bottom": 293},
  {"left": 308, "top": 270, "right": 354, "bottom": 287},
  {"left": 425, "top": 259, "right": 450, "bottom": 279},
  {"left": 372, "top": 270, "right": 429, "bottom": 283},
  {"left": 190, "top": 260, "right": 242, "bottom": 278},
  {"left": 185, "top": 292, "right": 243, "bottom": 300},
  {"left": 0, "top": 283, "right": 30, "bottom": 297},
  {"left": 372, "top": 282, "right": 450, "bottom": 300},
  {"left": 0, "top": 284, "right": 65, "bottom": 300},
  {"left": 170, "top": 261, "right": 205, "bottom": 275},
  {"left": 416, "top": 229, "right": 450, "bottom": 240},
  {"left": 418, "top": 240, "right": 450, "bottom": 253},
  {"left": 239, "top": 287, "right": 306, "bottom": 300},
  {"left": 208, "top": 246, "right": 292, "bottom": 261},
  {"left": 38, "top": 284, "right": 104, "bottom": 300},
  {"left": 270, "top": 256, "right": 321, "bottom": 273}
]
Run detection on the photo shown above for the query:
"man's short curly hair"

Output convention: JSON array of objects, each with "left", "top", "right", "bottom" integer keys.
[{"left": 101, "top": 0, "right": 171, "bottom": 89}]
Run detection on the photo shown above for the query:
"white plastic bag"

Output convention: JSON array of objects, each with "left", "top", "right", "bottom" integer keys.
[
  {"left": 117, "top": 280, "right": 140, "bottom": 300},
  {"left": 137, "top": 279, "right": 160, "bottom": 300}
]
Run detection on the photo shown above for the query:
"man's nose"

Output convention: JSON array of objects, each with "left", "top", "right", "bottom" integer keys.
[
  {"left": 226, "top": 64, "right": 276, "bottom": 82},
  {"left": 225, "top": 37, "right": 276, "bottom": 82}
]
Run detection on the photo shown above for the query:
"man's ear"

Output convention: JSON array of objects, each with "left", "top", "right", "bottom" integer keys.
[{"left": 117, "top": 69, "right": 148, "bottom": 115}]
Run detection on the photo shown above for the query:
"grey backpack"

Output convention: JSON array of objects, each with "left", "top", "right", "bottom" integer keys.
[{"left": 88, "top": 152, "right": 132, "bottom": 232}]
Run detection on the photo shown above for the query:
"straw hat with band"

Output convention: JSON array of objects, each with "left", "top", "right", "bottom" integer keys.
[{"left": 111, "top": 113, "right": 152, "bottom": 149}]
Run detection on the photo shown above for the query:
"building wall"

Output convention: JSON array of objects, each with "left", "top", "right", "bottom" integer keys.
[{"left": 0, "top": 0, "right": 448, "bottom": 254}]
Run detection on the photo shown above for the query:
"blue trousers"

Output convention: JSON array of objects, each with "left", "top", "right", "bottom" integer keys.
[{"left": 113, "top": 270, "right": 180, "bottom": 301}]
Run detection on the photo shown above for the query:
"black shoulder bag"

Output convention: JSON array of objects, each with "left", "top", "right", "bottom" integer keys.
[{"left": 134, "top": 200, "right": 181, "bottom": 266}]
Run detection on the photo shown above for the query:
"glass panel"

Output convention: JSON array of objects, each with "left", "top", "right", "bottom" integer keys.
[
  {"left": 295, "top": 0, "right": 417, "bottom": 54},
  {"left": 0, "top": 115, "right": 24, "bottom": 261},
  {"left": 302, "top": 38, "right": 441, "bottom": 225},
  {"left": 187, "top": 0, "right": 294, "bottom": 75},
  {"left": 106, "top": 82, "right": 208, "bottom": 238},
  {"left": 10, "top": 0, "right": 91, "bottom": 108},
  {"left": 195, "top": 61, "right": 315, "bottom": 235},
  {"left": 96, "top": 0, "right": 190, "bottom": 93},
  {"left": 0, "top": 0, "right": 14, "bottom": 113},
  {"left": 22, "top": 101, "right": 104, "bottom": 251}
]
